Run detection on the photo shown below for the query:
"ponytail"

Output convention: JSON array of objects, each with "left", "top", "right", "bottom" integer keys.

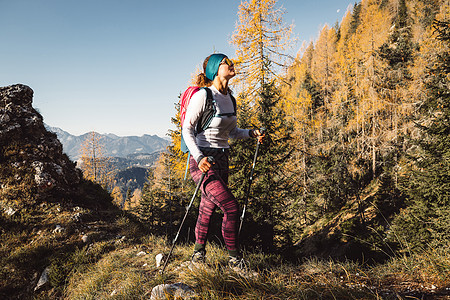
[
  {"left": 195, "top": 55, "right": 214, "bottom": 87},
  {"left": 196, "top": 72, "right": 212, "bottom": 87}
]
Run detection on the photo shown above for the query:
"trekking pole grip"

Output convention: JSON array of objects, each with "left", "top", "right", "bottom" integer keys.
[
  {"left": 254, "top": 127, "right": 266, "bottom": 145},
  {"left": 259, "top": 127, "right": 266, "bottom": 136},
  {"left": 260, "top": 127, "right": 266, "bottom": 133}
]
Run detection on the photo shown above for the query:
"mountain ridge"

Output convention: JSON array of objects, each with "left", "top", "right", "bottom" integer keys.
[{"left": 45, "top": 125, "right": 170, "bottom": 160}]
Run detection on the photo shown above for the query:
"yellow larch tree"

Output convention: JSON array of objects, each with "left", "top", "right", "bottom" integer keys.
[
  {"left": 230, "top": 0, "right": 294, "bottom": 106},
  {"left": 111, "top": 185, "right": 123, "bottom": 207},
  {"left": 310, "top": 24, "right": 338, "bottom": 143},
  {"left": 311, "top": 24, "right": 337, "bottom": 110},
  {"left": 79, "top": 131, "right": 114, "bottom": 190},
  {"left": 351, "top": 0, "right": 391, "bottom": 177},
  {"left": 280, "top": 55, "right": 314, "bottom": 227}
]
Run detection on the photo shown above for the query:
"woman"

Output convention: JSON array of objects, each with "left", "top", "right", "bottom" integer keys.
[{"left": 182, "top": 53, "right": 264, "bottom": 269}]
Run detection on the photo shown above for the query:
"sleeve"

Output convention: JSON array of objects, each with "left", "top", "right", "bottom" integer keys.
[
  {"left": 229, "top": 127, "right": 252, "bottom": 140},
  {"left": 228, "top": 95, "right": 252, "bottom": 140},
  {"left": 182, "top": 89, "right": 207, "bottom": 163}
]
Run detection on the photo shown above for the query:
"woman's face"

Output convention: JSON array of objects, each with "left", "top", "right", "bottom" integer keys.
[{"left": 217, "top": 57, "right": 235, "bottom": 80}]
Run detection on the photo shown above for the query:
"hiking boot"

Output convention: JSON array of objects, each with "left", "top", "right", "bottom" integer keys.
[
  {"left": 186, "top": 250, "right": 208, "bottom": 272},
  {"left": 191, "top": 250, "right": 206, "bottom": 264},
  {"left": 228, "top": 256, "right": 258, "bottom": 279},
  {"left": 228, "top": 256, "right": 248, "bottom": 271}
]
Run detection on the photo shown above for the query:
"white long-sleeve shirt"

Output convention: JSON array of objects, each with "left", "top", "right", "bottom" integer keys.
[{"left": 182, "top": 85, "right": 251, "bottom": 163}]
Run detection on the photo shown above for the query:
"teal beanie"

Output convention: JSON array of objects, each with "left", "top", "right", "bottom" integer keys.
[{"left": 205, "top": 53, "right": 226, "bottom": 81}]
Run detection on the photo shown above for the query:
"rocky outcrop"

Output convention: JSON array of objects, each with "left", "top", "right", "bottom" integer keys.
[
  {"left": 0, "top": 84, "right": 81, "bottom": 200},
  {"left": 0, "top": 84, "right": 127, "bottom": 299}
]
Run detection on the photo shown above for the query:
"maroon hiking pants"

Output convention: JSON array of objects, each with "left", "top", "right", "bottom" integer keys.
[{"left": 189, "top": 148, "right": 239, "bottom": 252}]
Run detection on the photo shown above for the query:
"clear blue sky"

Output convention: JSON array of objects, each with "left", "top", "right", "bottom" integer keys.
[{"left": 1, "top": 0, "right": 353, "bottom": 138}]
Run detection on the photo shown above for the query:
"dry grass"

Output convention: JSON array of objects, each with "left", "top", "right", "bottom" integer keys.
[
  {"left": 60, "top": 236, "right": 450, "bottom": 300},
  {"left": 3, "top": 221, "right": 449, "bottom": 300},
  {"left": 64, "top": 248, "right": 151, "bottom": 299},
  {"left": 369, "top": 247, "right": 450, "bottom": 296}
]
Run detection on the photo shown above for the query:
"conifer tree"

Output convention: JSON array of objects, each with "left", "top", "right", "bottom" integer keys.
[
  {"left": 231, "top": 81, "right": 294, "bottom": 251},
  {"left": 139, "top": 172, "right": 172, "bottom": 232},
  {"left": 349, "top": 1, "right": 362, "bottom": 36},
  {"left": 139, "top": 180, "right": 155, "bottom": 225}
]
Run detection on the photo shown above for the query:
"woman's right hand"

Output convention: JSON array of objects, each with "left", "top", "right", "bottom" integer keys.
[
  {"left": 198, "top": 157, "right": 213, "bottom": 173},
  {"left": 251, "top": 129, "right": 266, "bottom": 143}
]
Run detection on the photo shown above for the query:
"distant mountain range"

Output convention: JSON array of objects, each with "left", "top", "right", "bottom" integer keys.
[{"left": 45, "top": 125, "right": 170, "bottom": 161}]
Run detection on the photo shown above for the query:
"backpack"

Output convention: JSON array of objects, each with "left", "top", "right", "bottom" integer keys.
[
  {"left": 179, "top": 86, "right": 237, "bottom": 179},
  {"left": 179, "top": 86, "right": 236, "bottom": 153}
]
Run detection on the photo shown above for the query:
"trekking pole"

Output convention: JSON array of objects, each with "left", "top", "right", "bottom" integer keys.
[
  {"left": 238, "top": 127, "right": 266, "bottom": 238},
  {"left": 161, "top": 156, "right": 215, "bottom": 274}
]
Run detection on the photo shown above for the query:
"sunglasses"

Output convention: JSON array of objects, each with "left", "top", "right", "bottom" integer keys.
[{"left": 220, "top": 57, "right": 234, "bottom": 67}]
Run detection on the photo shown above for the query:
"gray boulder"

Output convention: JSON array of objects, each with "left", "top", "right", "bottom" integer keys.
[
  {"left": 150, "top": 282, "right": 197, "bottom": 300},
  {"left": 34, "top": 266, "right": 50, "bottom": 291}
]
